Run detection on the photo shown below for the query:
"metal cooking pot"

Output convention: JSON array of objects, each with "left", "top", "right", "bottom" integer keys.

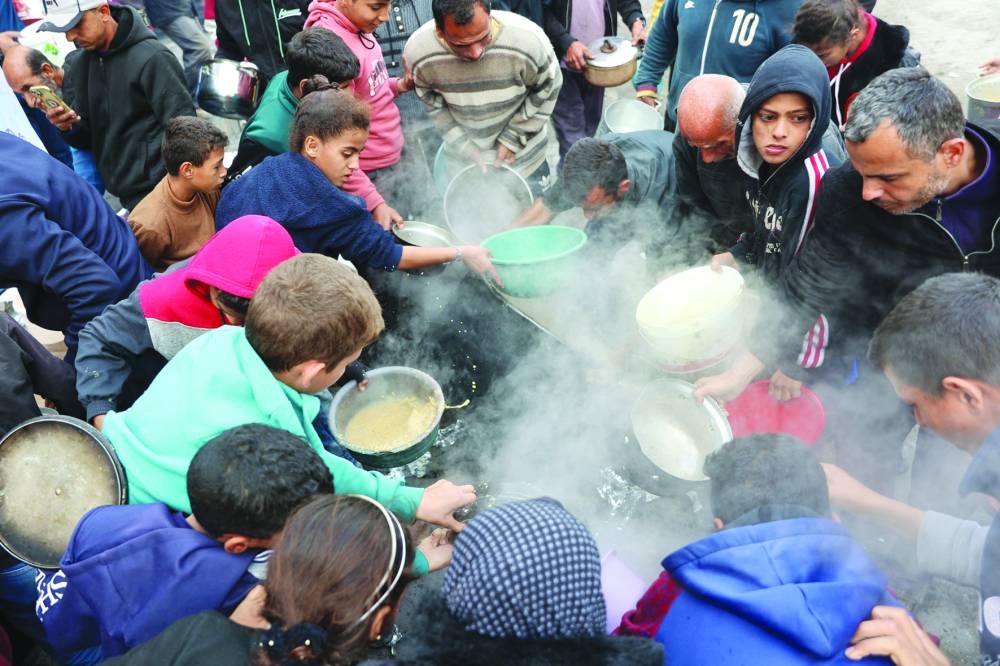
[
  {"left": 619, "top": 379, "right": 732, "bottom": 497},
  {"left": 197, "top": 59, "right": 262, "bottom": 120},
  {"left": 584, "top": 37, "right": 639, "bottom": 88}
]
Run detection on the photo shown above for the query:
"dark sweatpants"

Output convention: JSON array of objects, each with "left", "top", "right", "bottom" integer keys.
[{"left": 552, "top": 68, "right": 606, "bottom": 162}]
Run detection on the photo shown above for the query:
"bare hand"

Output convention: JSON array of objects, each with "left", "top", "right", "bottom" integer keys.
[
  {"left": 371, "top": 202, "right": 403, "bottom": 231},
  {"left": 92, "top": 414, "right": 105, "bottom": 431},
  {"left": 846, "top": 606, "right": 949, "bottom": 665},
  {"left": 459, "top": 245, "right": 503, "bottom": 287},
  {"left": 415, "top": 479, "right": 477, "bottom": 532},
  {"left": 511, "top": 198, "right": 555, "bottom": 228},
  {"left": 229, "top": 585, "right": 268, "bottom": 629},
  {"left": 46, "top": 104, "right": 80, "bottom": 132},
  {"left": 417, "top": 527, "right": 454, "bottom": 571},
  {"left": 821, "top": 463, "right": 878, "bottom": 512},
  {"left": 398, "top": 57, "right": 415, "bottom": 94},
  {"left": 356, "top": 378, "right": 370, "bottom": 391},
  {"left": 693, "top": 352, "right": 764, "bottom": 404},
  {"left": 565, "top": 40, "right": 593, "bottom": 71},
  {"left": 768, "top": 369, "right": 803, "bottom": 402},
  {"left": 979, "top": 57, "right": 1000, "bottom": 75},
  {"left": 630, "top": 20, "right": 647, "bottom": 45},
  {"left": 469, "top": 147, "right": 488, "bottom": 174},
  {"left": 710, "top": 251, "right": 737, "bottom": 272},
  {"left": 0, "top": 30, "right": 20, "bottom": 53},
  {"left": 494, "top": 144, "right": 516, "bottom": 167},
  {"left": 637, "top": 95, "right": 658, "bottom": 108}
]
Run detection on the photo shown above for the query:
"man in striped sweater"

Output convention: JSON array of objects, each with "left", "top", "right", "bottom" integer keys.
[{"left": 404, "top": 0, "right": 562, "bottom": 192}]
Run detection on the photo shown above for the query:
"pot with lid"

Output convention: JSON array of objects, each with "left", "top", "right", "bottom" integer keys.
[{"left": 584, "top": 37, "right": 639, "bottom": 88}]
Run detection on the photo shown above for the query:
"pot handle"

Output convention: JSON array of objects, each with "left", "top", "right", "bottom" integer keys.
[{"left": 444, "top": 398, "right": 471, "bottom": 410}]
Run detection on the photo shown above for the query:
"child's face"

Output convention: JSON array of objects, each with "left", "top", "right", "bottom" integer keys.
[
  {"left": 338, "top": 0, "right": 390, "bottom": 33},
  {"left": 303, "top": 346, "right": 364, "bottom": 394},
  {"left": 306, "top": 129, "right": 368, "bottom": 188},
  {"left": 751, "top": 92, "right": 814, "bottom": 166},
  {"left": 186, "top": 147, "right": 227, "bottom": 192}
]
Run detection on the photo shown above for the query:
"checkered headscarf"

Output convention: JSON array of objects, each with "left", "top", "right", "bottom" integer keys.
[{"left": 442, "top": 497, "right": 606, "bottom": 639}]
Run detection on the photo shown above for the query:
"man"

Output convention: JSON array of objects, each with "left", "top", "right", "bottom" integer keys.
[
  {"left": 820, "top": 273, "right": 1000, "bottom": 664},
  {"left": 0, "top": 131, "right": 152, "bottom": 364},
  {"left": 1, "top": 44, "right": 103, "bottom": 192},
  {"left": 633, "top": 0, "right": 804, "bottom": 130},
  {"left": 214, "top": 0, "right": 311, "bottom": 82},
  {"left": 694, "top": 68, "right": 1000, "bottom": 490},
  {"left": 405, "top": 0, "right": 562, "bottom": 192},
  {"left": 542, "top": 0, "right": 646, "bottom": 159},
  {"left": 144, "top": 0, "right": 214, "bottom": 97},
  {"left": 38, "top": 0, "right": 194, "bottom": 209}
]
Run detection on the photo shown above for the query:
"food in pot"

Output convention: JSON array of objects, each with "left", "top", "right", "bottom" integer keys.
[{"left": 344, "top": 394, "right": 440, "bottom": 452}]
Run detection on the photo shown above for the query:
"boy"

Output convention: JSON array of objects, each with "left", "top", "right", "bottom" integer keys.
[
  {"left": 227, "top": 27, "right": 360, "bottom": 179},
  {"left": 100, "top": 253, "right": 475, "bottom": 572},
  {"left": 35, "top": 424, "right": 334, "bottom": 662},
  {"left": 618, "top": 434, "right": 898, "bottom": 664},
  {"left": 76, "top": 215, "right": 300, "bottom": 428},
  {"left": 127, "top": 116, "right": 228, "bottom": 271}
]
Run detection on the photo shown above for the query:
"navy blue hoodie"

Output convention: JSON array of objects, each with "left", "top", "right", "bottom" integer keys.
[
  {"left": 0, "top": 132, "right": 151, "bottom": 357},
  {"left": 655, "top": 516, "right": 897, "bottom": 665},
  {"left": 733, "top": 44, "right": 842, "bottom": 282}
]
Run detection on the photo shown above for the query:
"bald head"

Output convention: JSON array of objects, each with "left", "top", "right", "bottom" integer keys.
[
  {"left": 2, "top": 45, "right": 62, "bottom": 108},
  {"left": 676, "top": 75, "right": 745, "bottom": 163}
]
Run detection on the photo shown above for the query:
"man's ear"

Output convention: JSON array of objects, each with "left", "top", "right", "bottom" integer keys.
[
  {"left": 942, "top": 376, "right": 985, "bottom": 411},
  {"left": 40, "top": 62, "right": 56, "bottom": 79},
  {"left": 938, "top": 137, "right": 966, "bottom": 169},
  {"left": 617, "top": 179, "right": 632, "bottom": 199},
  {"left": 712, "top": 517, "right": 724, "bottom": 531}
]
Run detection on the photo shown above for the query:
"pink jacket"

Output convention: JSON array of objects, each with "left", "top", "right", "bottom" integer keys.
[{"left": 305, "top": 1, "right": 404, "bottom": 211}]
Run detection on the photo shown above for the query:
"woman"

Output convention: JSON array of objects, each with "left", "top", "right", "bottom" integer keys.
[
  {"left": 216, "top": 90, "right": 499, "bottom": 282},
  {"left": 99, "top": 494, "right": 426, "bottom": 665}
]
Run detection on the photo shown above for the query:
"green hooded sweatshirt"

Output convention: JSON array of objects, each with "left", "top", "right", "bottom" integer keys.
[
  {"left": 103, "top": 325, "right": 425, "bottom": 523},
  {"left": 240, "top": 70, "right": 298, "bottom": 154}
]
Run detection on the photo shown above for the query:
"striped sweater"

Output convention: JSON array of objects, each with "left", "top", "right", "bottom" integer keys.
[{"left": 404, "top": 11, "right": 562, "bottom": 177}]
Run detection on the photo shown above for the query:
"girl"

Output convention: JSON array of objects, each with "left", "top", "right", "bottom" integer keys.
[
  {"left": 305, "top": 0, "right": 413, "bottom": 228},
  {"left": 793, "top": 0, "right": 916, "bottom": 131},
  {"left": 99, "top": 494, "right": 429, "bottom": 665},
  {"left": 216, "top": 90, "right": 499, "bottom": 283}
]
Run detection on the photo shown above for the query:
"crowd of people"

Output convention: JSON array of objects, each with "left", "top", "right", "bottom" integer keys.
[{"left": 0, "top": 0, "right": 999, "bottom": 662}]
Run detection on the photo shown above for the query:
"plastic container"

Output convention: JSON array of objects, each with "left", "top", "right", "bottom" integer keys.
[
  {"left": 481, "top": 226, "right": 588, "bottom": 297},
  {"left": 725, "top": 380, "right": 826, "bottom": 446}
]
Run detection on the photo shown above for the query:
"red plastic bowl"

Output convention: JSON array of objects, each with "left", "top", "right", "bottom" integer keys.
[{"left": 725, "top": 380, "right": 825, "bottom": 446}]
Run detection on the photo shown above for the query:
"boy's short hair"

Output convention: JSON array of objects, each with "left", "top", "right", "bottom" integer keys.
[
  {"left": 793, "top": 0, "right": 861, "bottom": 47},
  {"left": 869, "top": 273, "right": 1000, "bottom": 395},
  {"left": 161, "top": 116, "right": 228, "bottom": 176},
  {"left": 286, "top": 27, "right": 360, "bottom": 88},
  {"left": 704, "top": 434, "right": 829, "bottom": 525},
  {"left": 187, "top": 424, "right": 333, "bottom": 539},
  {"left": 245, "top": 254, "right": 384, "bottom": 372}
]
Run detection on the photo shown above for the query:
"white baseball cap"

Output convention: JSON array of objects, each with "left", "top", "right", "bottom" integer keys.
[{"left": 37, "top": 0, "right": 108, "bottom": 33}]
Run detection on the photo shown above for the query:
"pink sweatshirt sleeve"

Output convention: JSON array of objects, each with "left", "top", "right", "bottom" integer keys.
[{"left": 342, "top": 168, "right": 385, "bottom": 211}]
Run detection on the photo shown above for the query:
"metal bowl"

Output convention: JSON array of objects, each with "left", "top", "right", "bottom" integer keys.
[
  {"left": 0, "top": 416, "right": 127, "bottom": 567},
  {"left": 197, "top": 59, "right": 262, "bottom": 120},
  {"left": 443, "top": 164, "right": 534, "bottom": 244},
  {"left": 329, "top": 367, "right": 445, "bottom": 470},
  {"left": 391, "top": 221, "right": 457, "bottom": 276},
  {"left": 584, "top": 37, "right": 639, "bottom": 88},
  {"left": 620, "top": 379, "right": 732, "bottom": 496}
]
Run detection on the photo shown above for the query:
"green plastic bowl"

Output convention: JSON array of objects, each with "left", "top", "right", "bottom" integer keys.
[{"left": 481, "top": 226, "right": 588, "bottom": 297}]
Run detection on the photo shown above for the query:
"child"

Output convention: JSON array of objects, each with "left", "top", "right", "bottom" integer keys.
[
  {"left": 35, "top": 424, "right": 334, "bottom": 663},
  {"left": 794, "top": 0, "right": 916, "bottom": 131},
  {"left": 216, "top": 90, "right": 499, "bottom": 282},
  {"left": 99, "top": 253, "right": 475, "bottom": 573},
  {"left": 716, "top": 44, "right": 843, "bottom": 283},
  {"left": 617, "top": 434, "right": 899, "bottom": 664},
  {"left": 127, "top": 117, "right": 229, "bottom": 271},
  {"left": 76, "top": 215, "right": 299, "bottom": 428},
  {"left": 227, "top": 27, "right": 360, "bottom": 179},
  {"left": 392, "top": 497, "right": 664, "bottom": 664},
  {"left": 305, "top": 0, "right": 411, "bottom": 229},
  {"left": 97, "top": 494, "right": 424, "bottom": 665}
]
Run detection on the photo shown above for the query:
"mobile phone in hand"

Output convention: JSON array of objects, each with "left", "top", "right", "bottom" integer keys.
[{"left": 28, "top": 85, "right": 73, "bottom": 114}]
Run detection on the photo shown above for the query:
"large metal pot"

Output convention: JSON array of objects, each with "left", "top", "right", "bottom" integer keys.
[
  {"left": 584, "top": 37, "right": 639, "bottom": 88},
  {"left": 966, "top": 73, "right": 1000, "bottom": 123},
  {"left": 197, "top": 59, "right": 262, "bottom": 120},
  {"left": 597, "top": 98, "right": 663, "bottom": 136}
]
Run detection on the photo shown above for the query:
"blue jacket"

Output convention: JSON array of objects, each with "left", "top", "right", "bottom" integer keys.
[
  {"left": 216, "top": 152, "right": 403, "bottom": 270},
  {"left": 733, "top": 44, "right": 843, "bottom": 282},
  {"left": 0, "top": 132, "right": 152, "bottom": 355},
  {"left": 656, "top": 517, "right": 897, "bottom": 665},
  {"left": 634, "top": 0, "right": 801, "bottom": 126},
  {"left": 35, "top": 503, "right": 260, "bottom": 662}
]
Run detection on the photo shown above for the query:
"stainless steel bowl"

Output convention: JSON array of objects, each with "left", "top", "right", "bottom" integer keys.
[
  {"left": 392, "top": 220, "right": 457, "bottom": 248},
  {"left": 197, "top": 59, "right": 262, "bottom": 120}
]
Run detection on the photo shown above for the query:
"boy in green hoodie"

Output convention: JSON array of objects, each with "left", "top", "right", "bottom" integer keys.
[{"left": 100, "top": 253, "right": 476, "bottom": 573}]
